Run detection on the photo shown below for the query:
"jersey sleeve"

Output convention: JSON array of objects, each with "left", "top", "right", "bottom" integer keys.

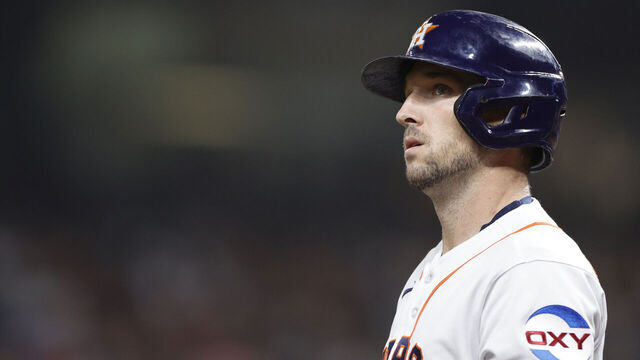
[{"left": 478, "top": 260, "right": 607, "bottom": 360}]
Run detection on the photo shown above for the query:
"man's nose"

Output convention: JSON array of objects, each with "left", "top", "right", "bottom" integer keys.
[{"left": 396, "top": 99, "right": 421, "bottom": 127}]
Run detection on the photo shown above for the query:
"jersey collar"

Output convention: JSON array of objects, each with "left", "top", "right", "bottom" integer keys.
[
  {"left": 421, "top": 197, "right": 555, "bottom": 283},
  {"left": 480, "top": 196, "right": 533, "bottom": 231}
]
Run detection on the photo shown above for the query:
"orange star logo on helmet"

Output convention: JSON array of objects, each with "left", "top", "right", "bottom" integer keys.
[{"left": 407, "top": 20, "right": 439, "bottom": 52}]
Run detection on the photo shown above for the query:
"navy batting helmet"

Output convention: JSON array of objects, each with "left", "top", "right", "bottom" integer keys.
[{"left": 361, "top": 10, "right": 567, "bottom": 172}]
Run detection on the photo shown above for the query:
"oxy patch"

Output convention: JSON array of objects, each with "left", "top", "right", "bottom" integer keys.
[{"left": 525, "top": 305, "right": 593, "bottom": 360}]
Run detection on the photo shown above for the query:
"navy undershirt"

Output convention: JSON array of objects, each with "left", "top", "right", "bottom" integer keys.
[{"left": 480, "top": 196, "right": 533, "bottom": 231}]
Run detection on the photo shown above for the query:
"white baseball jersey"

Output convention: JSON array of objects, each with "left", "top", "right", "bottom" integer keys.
[{"left": 383, "top": 197, "right": 607, "bottom": 360}]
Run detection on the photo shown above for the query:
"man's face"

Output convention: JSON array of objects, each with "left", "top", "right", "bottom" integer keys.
[{"left": 398, "top": 62, "right": 485, "bottom": 190}]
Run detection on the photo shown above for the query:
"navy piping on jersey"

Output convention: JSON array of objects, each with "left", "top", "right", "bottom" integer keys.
[
  {"left": 401, "top": 287, "right": 413, "bottom": 298},
  {"left": 480, "top": 196, "right": 533, "bottom": 231}
]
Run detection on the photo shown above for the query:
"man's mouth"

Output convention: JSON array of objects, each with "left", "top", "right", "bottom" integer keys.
[{"left": 404, "top": 137, "right": 424, "bottom": 151}]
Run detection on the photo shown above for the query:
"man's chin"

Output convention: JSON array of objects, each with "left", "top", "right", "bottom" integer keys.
[
  {"left": 406, "top": 164, "right": 440, "bottom": 190},
  {"left": 404, "top": 140, "right": 481, "bottom": 191}
]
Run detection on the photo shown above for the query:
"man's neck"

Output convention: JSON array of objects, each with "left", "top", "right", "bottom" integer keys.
[{"left": 426, "top": 166, "right": 530, "bottom": 255}]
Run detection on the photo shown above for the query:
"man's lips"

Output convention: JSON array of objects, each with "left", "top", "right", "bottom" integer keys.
[{"left": 404, "top": 136, "right": 424, "bottom": 151}]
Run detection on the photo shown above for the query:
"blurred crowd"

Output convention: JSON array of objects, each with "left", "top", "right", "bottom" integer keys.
[{"left": 0, "top": 150, "right": 638, "bottom": 359}]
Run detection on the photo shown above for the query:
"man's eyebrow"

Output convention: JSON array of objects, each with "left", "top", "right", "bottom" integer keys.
[{"left": 403, "top": 71, "right": 464, "bottom": 96}]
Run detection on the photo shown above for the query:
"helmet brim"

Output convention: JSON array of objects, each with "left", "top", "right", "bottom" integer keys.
[
  {"left": 361, "top": 55, "right": 481, "bottom": 103},
  {"left": 361, "top": 55, "right": 417, "bottom": 103}
]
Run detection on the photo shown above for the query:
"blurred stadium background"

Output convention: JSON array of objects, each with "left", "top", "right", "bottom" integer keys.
[{"left": 2, "top": 0, "right": 639, "bottom": 359}]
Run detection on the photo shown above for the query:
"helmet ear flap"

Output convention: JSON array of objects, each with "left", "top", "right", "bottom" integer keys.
[
  {"left": 455, "top": 78, "right": 561, "bottom": 154},
  {"left": 454, "top": 79, "right": 506, "bottom": 146}
]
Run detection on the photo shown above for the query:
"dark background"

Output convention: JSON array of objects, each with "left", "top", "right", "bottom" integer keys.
[{"left": 2, "top": 1, "right": 638, "bottom": 359}]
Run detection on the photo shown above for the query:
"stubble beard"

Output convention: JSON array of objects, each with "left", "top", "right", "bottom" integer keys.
[{"left": 405, "top": 139, "right": 481, "bottom": 191}]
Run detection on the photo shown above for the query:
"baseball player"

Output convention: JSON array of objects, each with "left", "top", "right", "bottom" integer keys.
[{"left": 361, "top": 10, "right": 607, "bottom": 360}]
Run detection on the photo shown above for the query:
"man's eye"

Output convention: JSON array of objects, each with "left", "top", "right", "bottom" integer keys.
[{"left": 432, "top": 84, "right": 451, "bottom": 96}]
